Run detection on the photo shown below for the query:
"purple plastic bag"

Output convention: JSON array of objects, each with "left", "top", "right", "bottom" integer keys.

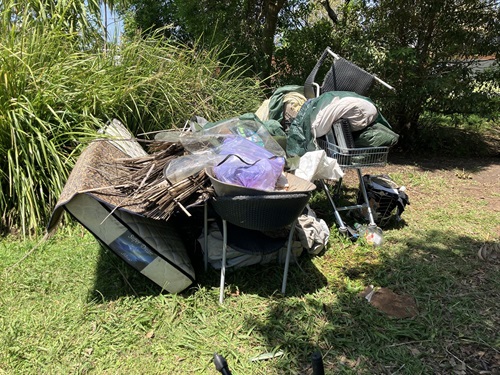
[{"left": 213, "top": 136, "right": 285, "bottom": 191}]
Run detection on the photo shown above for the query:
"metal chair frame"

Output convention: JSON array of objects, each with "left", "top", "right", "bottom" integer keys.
[
  {"left": 305, "top": 47, "right": 395, "bottom": 237},
  {"left": 203, "top": 193, "right": 311, "bottom": 303},
  {"left": 304, "top": 47, "right": 394, "bottom": 99}
]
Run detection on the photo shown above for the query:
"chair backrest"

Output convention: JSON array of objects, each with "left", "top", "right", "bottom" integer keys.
[
  {"left": 304, "top": 48, "right": 330, "bottom": 99},
  {"left": 321, "top": 57, "right": 375, "bottom": 96},
  {"left": 304, "top": 48, "right": 380, "bottom": 98},
  {"left": 210, "top": 193, "right": 311, "bottom": 231}
]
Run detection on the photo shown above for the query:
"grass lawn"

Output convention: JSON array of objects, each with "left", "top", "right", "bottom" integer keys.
[{"left": 1, "top": 155, "right": 499, "bottom": 374}]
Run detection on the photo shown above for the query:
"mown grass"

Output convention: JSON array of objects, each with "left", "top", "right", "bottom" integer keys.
[{"left": 1, "top": 160, "right": 498, "bottom": 374}]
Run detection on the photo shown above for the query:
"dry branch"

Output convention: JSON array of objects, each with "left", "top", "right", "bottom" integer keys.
[{"left": 105, "top": 141, "right": 212, "bottom": 221}]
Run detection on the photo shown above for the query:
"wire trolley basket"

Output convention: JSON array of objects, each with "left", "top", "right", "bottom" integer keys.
[{"left": 317, "top": 130, "right": 389, "bottom": 169}]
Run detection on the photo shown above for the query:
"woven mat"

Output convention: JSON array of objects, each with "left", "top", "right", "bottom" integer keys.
[{"left": 47, "top": 139, "right": 145, "bottom": 233}]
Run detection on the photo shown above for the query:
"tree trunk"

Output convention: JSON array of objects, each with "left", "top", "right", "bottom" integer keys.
[{"left": 261, "top": 0, "right": 286, "bottom": 85}]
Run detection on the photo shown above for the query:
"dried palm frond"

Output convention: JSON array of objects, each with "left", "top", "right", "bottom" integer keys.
[{"left": 108, "top": 141, "right": 213, "bottom": 221}]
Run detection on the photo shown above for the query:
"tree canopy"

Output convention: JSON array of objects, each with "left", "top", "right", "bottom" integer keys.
[
  {"left": 117, "top": 0, "right": 316, "bottom": 81},
  {"left": 116, "top": 0, "right": 499, "bottom": 135},
  {"left": 349, "top": 0, "right": 500, "bottom": 128}
]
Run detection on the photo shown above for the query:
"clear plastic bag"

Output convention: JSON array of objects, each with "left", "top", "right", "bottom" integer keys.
[
  {"left": 163, "top": 152, "right": 224, "bottom": 184},
  {"left": 202, "top": 117, "right": 286, "bottom": 157},
  {"left": 213, "top": 136, "right": 285, "bottom": 191},
  {"left": 159, "top": 119, "right": 285, "bottom": 186}
]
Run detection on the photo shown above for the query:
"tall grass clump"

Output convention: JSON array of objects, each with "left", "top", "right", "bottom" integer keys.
[{"left": 1, "top": 2, "right": 263, "bottom": 236}]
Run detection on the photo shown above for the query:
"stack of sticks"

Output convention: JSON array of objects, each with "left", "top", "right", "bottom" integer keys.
[{"left": 110, "top": 140, "right": 213, "bottom": 221}]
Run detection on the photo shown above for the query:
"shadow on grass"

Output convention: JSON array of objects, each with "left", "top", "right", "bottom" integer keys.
[
  {"left": 395, "top": 123, "right": 499, "bottom": 160},
  {"left": 87, "top": 206, "right": 329, "bottom": 303},
  {"left": 87, "top": 245, "right": 163, "bottom": 302},
  {"left": 195, "top": 252, "right": 329, "bottom": 299},
  {"left": 388, "top": 152, "right": 500, "bottom": 175},
  {"left": 239, "top": 228, "right": 499, "bottom": 374}
]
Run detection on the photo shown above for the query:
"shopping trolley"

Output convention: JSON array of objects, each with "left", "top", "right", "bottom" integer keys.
[{"left": 304, "top": 47, "right": 395, "bottom": 240}]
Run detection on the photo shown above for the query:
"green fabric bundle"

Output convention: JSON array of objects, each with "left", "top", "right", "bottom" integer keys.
[
  {"left": 286, "top": 91, "right": 398, "bottom": 157},
  {"left": 353, "top": 123, "right": 399, "bottom": 148}
]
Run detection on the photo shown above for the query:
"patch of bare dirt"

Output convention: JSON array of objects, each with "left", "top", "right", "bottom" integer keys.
[
  {"left": 395, "top": 155, "right": 500, "bottom": 213},
  {"left": 345, "top": 155, "right": 500, "bottom": 214}
]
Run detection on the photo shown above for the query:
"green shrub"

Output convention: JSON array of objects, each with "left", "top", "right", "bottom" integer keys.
[
  {"left": 400, "top": 112, "right": 499, "bottom": 157},
  {"left": 1, "top": 13, "right": 263, "bottom": 236}
]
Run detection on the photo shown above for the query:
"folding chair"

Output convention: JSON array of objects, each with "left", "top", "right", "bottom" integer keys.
[
  {"left": 204, "top": 193, "right": 311, "bottom": 303},
  {"left": 203, "top": 169, "right": 316, "bottom": 303},
  {"left": 304, "top": 47, "right": 394, "bottom": 99},
  {"left": 304, "top": 47, "right": 395, "bottom": 239}
]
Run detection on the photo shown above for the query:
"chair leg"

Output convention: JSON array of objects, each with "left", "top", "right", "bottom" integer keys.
[
  {"left": 219, "top": 219, "right": 228, "bottom": 304},
  {"left": 204, "top": 201, "right": 208, "bottom": 272},
  {"left": 356, "top": 168, "right": 376, "bottom": 227},
  {"left": 281, "top": 219, "right": 297, "bottom": 295},
  {"left": 320, "top": 179, "right": 347, "bottom": 234}
]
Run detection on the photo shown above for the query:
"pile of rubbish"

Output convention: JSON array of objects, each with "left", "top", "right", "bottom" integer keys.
[{"left": 47, "top": 84, "right": 406, "bottom": 293}]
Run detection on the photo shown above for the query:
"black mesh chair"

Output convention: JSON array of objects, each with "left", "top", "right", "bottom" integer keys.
[
  {"left": 204, "top": 192, "right": 312, "bottom": 303},
  {"left": 304, "top": 47, "right": 393, "bottom": 99}
]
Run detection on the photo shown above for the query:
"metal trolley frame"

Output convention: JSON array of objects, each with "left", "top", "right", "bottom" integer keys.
[
  {"left": 317, "top": 130, "right": 389, "bottom": 235},
  {"left": 304, "top": 47, "right": 394, "bottom": 237}
]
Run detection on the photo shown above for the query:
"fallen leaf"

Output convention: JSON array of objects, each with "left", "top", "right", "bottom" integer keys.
[
  {"left": 477, "top": 242, "right": 500, "bottom": 264},
  {"left": 410, "top": 347, "right": 421, "bottom": 357},
  {"left": 360, "top": 286, "right": 418, "bottom": 318}
]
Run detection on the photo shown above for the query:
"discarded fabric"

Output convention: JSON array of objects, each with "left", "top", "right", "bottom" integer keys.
[
  {"left": 294, "top": 150, "right": 344, "bottom": 182},
  {"left": 213, "top": 136, "right": 285, "bottom": 191}
]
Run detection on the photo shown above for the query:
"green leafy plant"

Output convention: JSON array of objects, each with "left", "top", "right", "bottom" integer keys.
[{"left": 1, "top": 3, "right": 263, "bottom": 236}]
